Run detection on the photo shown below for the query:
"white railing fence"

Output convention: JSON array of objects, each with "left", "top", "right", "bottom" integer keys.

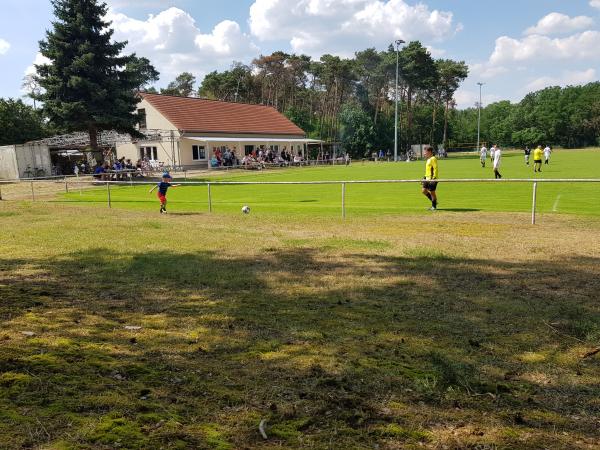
[{"left": 1, "top": 178, "right": 599, "bottom": 225}]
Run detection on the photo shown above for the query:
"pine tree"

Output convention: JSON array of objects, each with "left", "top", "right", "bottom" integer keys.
[{"left": 36, "top": 0, "right": 159, "bottom": 151}]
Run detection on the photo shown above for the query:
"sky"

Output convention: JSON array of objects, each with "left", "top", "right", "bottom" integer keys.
[{"left": 0, "top": 0, "right": 599, "bottom": 109}]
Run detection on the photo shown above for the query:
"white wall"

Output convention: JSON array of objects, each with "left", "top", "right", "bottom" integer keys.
[
  {"left": 138, "top": 98, "right": 178, "bottom": 131},
  {"left": 116, "top": 140, "right": 179, "bottom": 165},
  {"left": 0, "top": 146, "right": 18, "bottom": 180},
  {"left": 14, "top": 144, "right": 52, "bottom": 178},
  {"left": 0, "top": 144, "right": 51, "bottom": 179}
]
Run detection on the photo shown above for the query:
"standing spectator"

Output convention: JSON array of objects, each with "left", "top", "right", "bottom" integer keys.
[
  {"left": 345, "top": 152, "right": 351, "bottom": 166},
  {"left": 493, "top": 145, "right": 502, "bottom": 179}
]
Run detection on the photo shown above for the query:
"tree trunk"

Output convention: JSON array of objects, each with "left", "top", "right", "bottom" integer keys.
[
  {"left": 407, "top": 87, "right": 413, "bottom": 146},
  {"left": 443, "top": 99, "right": 450, "bottom": 149},
  {"left": 88, "top": 124, "right": 99, "bottom": 153},
  {"left": 430, "top": 98, "right": 438, "bottom": 146}
]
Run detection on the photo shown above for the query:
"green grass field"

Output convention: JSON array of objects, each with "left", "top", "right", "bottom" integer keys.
[
  {"left": 1, "top": 149, "right": 599, "bottom": 449},
  {"left": 60, "top": 149, "right": 600, "bottom": 217}
]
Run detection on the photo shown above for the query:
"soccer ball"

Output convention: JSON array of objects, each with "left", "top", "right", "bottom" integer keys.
[{"left": 242, "top": 205, "right": 250, "bottom": 214}]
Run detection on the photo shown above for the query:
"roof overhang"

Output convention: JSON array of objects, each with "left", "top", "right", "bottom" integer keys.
[{"left": 186, "top": 137, "right": 323, "bottom": 144}]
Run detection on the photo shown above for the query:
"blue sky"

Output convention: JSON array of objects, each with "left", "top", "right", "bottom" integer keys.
[{"left": 0, "top": 0, "right": 599, "bottom": 108}]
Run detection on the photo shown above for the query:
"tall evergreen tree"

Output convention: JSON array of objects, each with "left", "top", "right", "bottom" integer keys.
[{"left": 36, "top": 0, "right": 159, "bottom": 151}]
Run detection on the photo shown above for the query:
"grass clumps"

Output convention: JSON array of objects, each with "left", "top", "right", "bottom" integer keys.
[
  {"left": 374, "top": 423, "right": 431, "bottom": 442},
  {"left": 1, "top": 202, "right": 600, "bottom": 449}
]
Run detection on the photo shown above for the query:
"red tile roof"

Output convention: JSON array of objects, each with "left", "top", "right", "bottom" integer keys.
[{"left": 141, "top": 93, "right": 305, "bottom": 136}]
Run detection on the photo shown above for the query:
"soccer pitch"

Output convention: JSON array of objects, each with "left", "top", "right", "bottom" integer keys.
[
  {"left": 62, "top": 149, "right": 600, "bottom": 217},
  {"left": 1, "top": 149, "right": 599, "bottom": 449}
]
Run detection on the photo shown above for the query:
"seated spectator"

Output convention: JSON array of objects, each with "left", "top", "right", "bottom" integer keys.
[
  {"left": 93, "top": 163, "right": 105, "bottom": 179},
  {"left": 276, "top": 155, "right": 286, "bottom": 167}
]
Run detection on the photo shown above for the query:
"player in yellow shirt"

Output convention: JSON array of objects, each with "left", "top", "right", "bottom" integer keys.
[
  {"left": 533, "top": 145, "right": 544, "bottom": 173},
  {"left": 422, "top": 146, "right": 438, "bottom": 211}
]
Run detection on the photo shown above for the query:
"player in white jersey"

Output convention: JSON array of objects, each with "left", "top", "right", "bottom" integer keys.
[
  {"left": 480, "top": 145, "right": 487, "bottom": 168},
  {"left": 489, "top": 145, "right": 496, "bottom": 164},
  {"left": 493, "top": 145, "right": 502, "bottom": 179},
  {"left": 544, "top": 146, "right": 552, "bottom": 165}
]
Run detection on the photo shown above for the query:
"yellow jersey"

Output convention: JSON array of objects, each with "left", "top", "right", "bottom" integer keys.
[
  {"left": 533, "top": 148, "right": 543, "bottom": 160},
  {"left": 425, "top": 156, "right": 438, "bottom": 180}
]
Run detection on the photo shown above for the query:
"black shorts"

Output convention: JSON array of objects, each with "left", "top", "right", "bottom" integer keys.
[
  {"left": 422, "top": 180, "right": 438, "bottom": 191},
  {"left": 534, "top": 159, "right": 542, "bottom": 164}
]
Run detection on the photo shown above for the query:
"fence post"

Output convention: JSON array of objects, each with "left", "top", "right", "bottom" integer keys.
[
  {"left": 107, "top": 182, "right": 112, "bottom": 209},
  {"left": 531, "top": 182, "right": 538, "bottom": 225},
  {"left": 207, "top": 183, "right": 212, "bottom": 213},
  {"left": 65, "top": 179, "right": 69, "bottom": 193},
  {"left": 31, "top": 181, "right": 35, "bottom": 202},
  {"left": 342, "top": 182, "right": 346, "bottom": 219}
]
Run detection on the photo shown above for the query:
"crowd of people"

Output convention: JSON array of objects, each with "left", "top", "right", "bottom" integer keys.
[
  {"left": 92, "top": 157, "right": 156, "bottom": 180},
  {"left": 210, "top": 145, "right": 313, "bottom": 170}
]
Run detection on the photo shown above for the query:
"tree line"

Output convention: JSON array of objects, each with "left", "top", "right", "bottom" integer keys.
[
  {"left": 145, "top": 50, "right": 600, "bottom": 155},
  {"left": 450, "top": 82, "right": 600, "bottom": 149},
  {"left": 153, "top": 44, "right": 469, "bottom": 157}
]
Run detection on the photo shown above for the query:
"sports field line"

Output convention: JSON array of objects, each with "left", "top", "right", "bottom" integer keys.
[{"left": 553, "top": 195, "right": 562, "bottom": 212}]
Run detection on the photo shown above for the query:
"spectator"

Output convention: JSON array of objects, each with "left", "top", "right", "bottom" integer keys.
[{"left": 93, "top": 163, "right": 104, "bottom": 180}]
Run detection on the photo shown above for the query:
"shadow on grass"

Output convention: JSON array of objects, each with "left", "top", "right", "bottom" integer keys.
[
  {"left": 0, "top": 248, "right": 599, "bottom": 449},
  {"left": 436, "top": 208, "right": 480, "bottom": 212}
]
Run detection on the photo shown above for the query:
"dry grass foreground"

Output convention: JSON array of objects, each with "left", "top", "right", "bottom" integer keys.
[{"left": 0, "top": 202, "right": 599, "bottom": 449}]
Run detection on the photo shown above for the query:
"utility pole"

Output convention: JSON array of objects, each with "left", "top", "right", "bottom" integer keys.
[
  {"left": 477, "top": 82, "right": 484, "bottom": 152},
  {"left": 394, "top": 39, "right": 405, "bottom": 161}
]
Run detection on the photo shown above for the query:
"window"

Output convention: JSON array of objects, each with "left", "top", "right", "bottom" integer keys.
[
  {"left": 137, "top": 109, "right": 147, "bottom": 129},
  {"left": 192, "top": 145, "right": 205, "bottom": 160},
  {"left": 140, "top": 146, "right": 158, "bottom": 160},
  {"left": 244, "top": 145, "right": 254, "bottom": 155}
]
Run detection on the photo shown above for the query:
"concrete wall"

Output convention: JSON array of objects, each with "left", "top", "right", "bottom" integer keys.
[
  {"left": 0, "top": 144, "right": 51, "bottom": 179},
  {"left": 15, "top": 144, "right": 52, "bottom": 178},
  {"left": 0, "top": 146, "right": 18, "bottom": 180}
]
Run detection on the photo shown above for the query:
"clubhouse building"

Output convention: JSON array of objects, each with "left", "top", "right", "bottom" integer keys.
[{"left": 116, "top": 93, "right": 316, "bottom": 168}]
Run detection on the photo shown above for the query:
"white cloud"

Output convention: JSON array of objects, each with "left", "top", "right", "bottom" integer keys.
[
  {"left": 490, "top": 31, "right": 600, "bottom": 65},
  {"left": 454, "top": 87, "right": 502, "bottom": 110},
  {"left": 525, "top": 68, "right": 597, "bottom": 92},
  {"left": 469, "top": 62, "right": 509, "bottom": 80},
  {"left": 0, "top": 38, "right": 10, "bottom": 55},
  {"left": 249, "top": 0, "right": 459, "bottom": 56},
  {"left": 525, "top": 13, "right": 594, "bottom": 36},
  {"left": 591, "top": 0, "right": 600, "bottom": 9},
  {"left": 425, "top": 46, "right": 446, "bottom": 58},
  {"left": 106, "top": 7, "right": 258, "bottom": 83},
  {"left": 24, "top": 53, "right": 51, "bottom": 76}
]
